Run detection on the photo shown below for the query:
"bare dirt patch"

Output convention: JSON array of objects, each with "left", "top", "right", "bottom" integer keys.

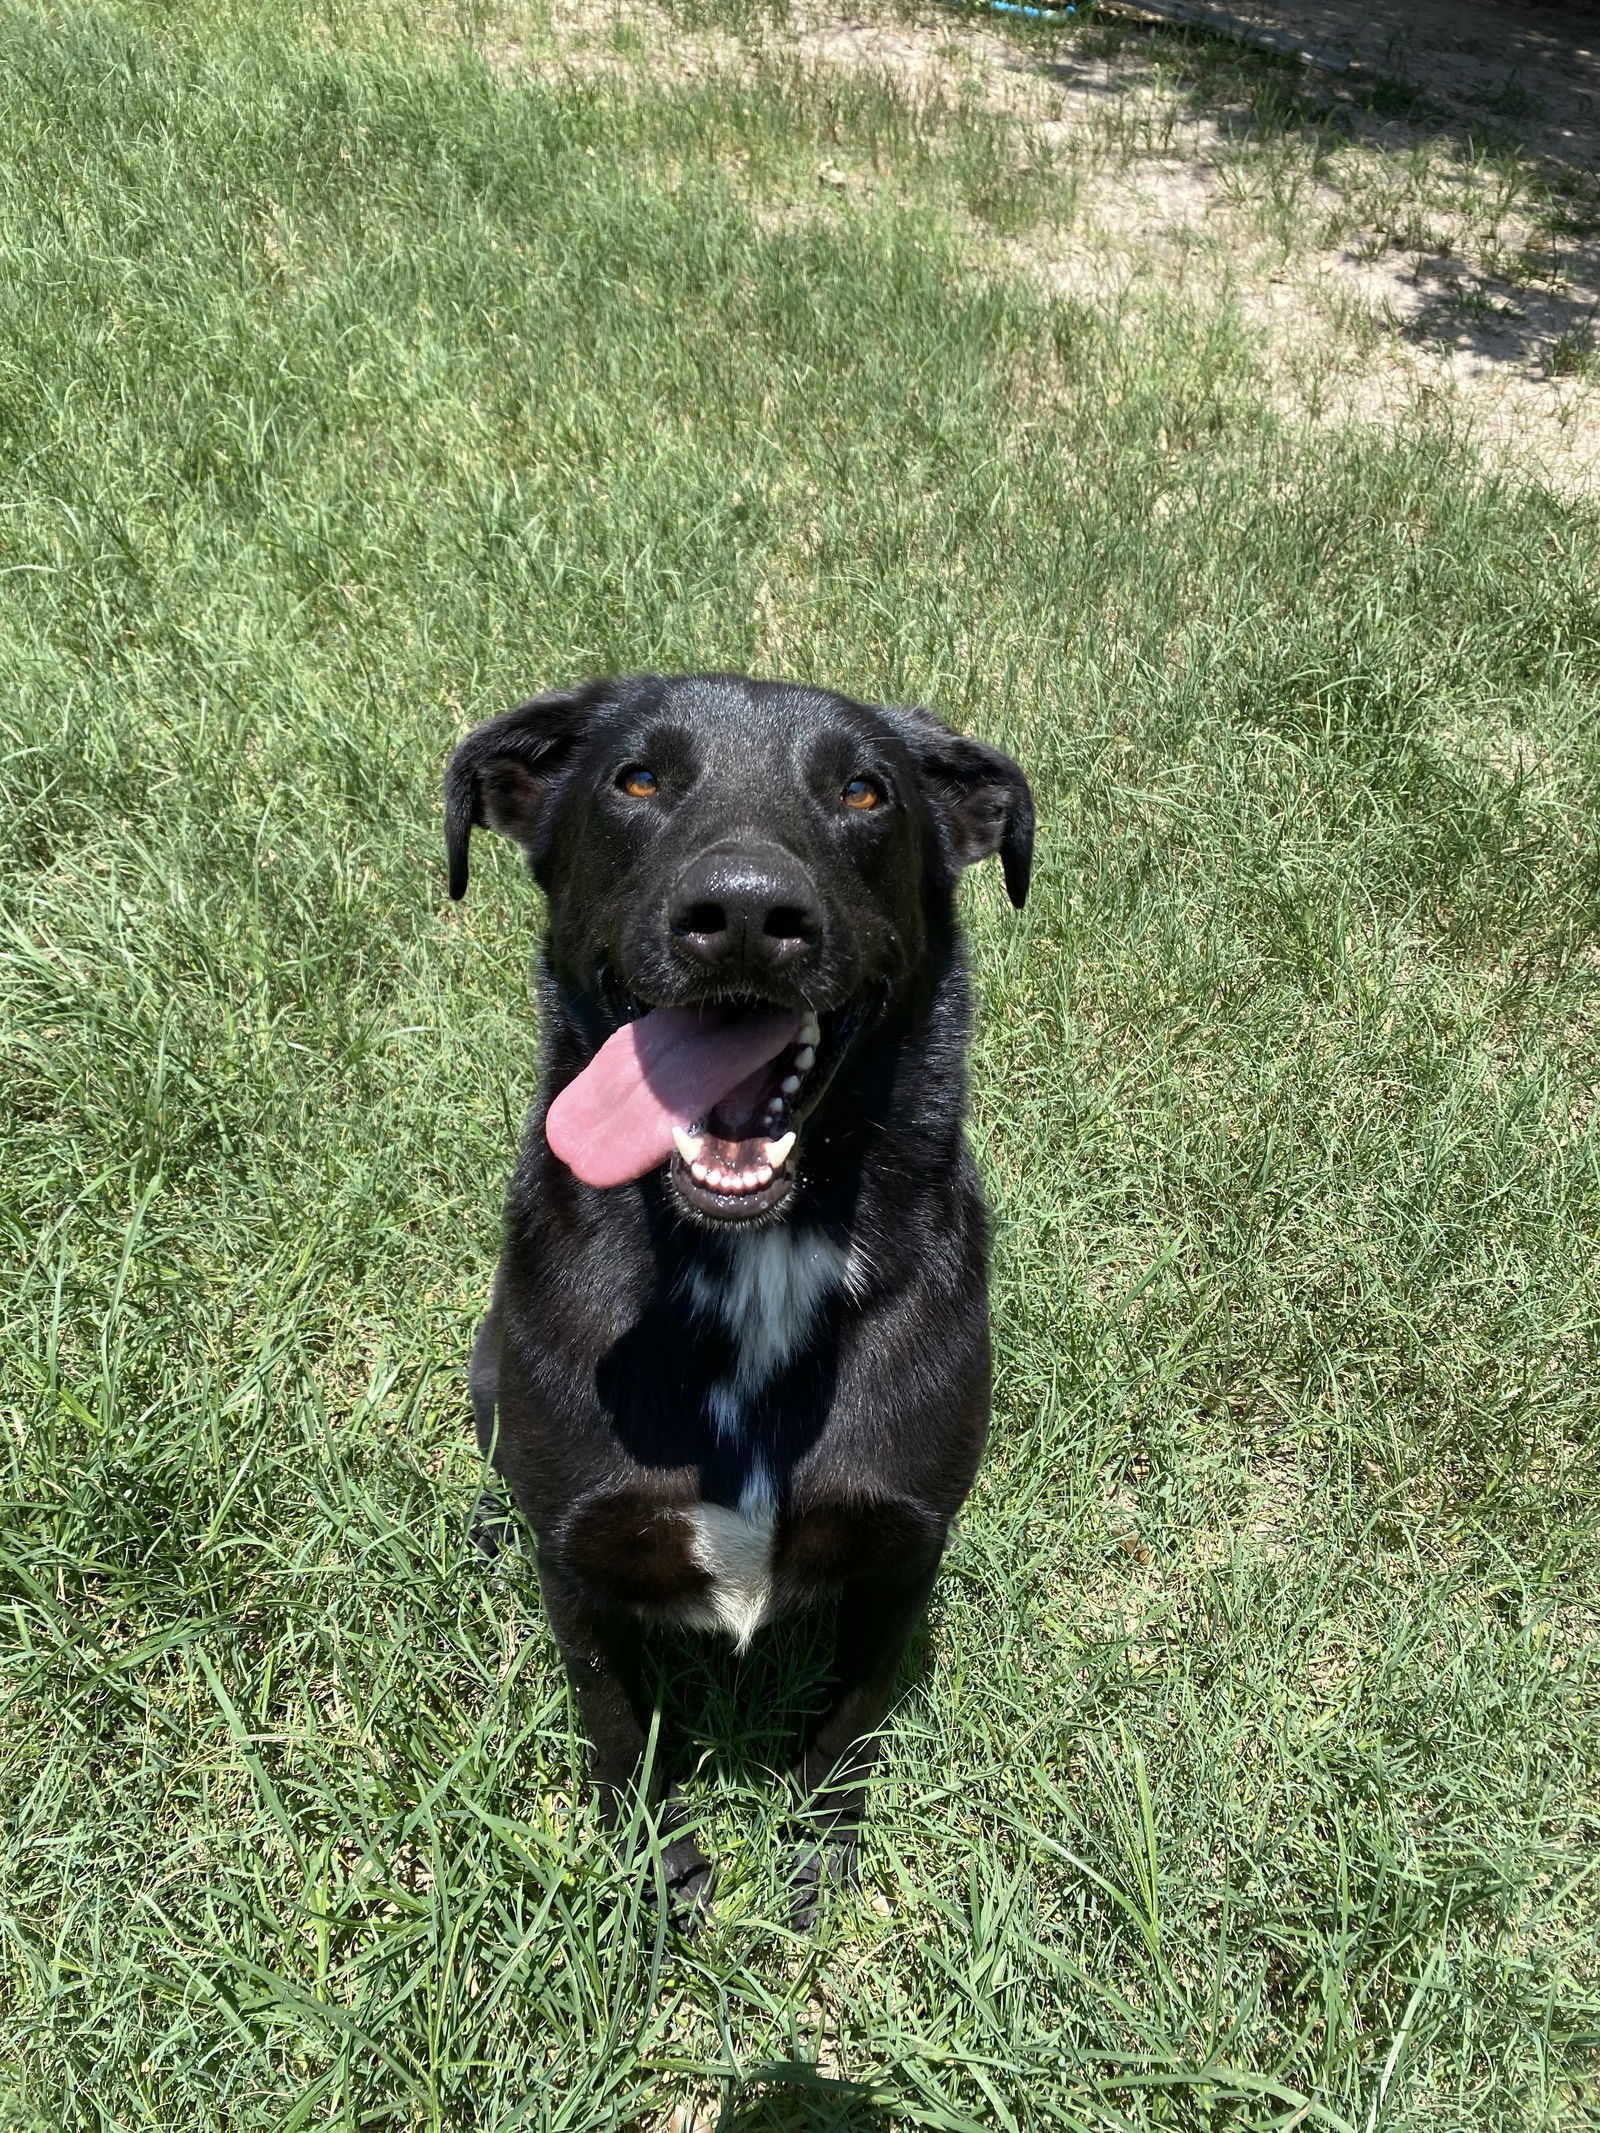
[
  {"left": 1127, "top": 0, "right": 1600, "bottom": 164},
  {"left": 465, "top": 0, "right": 1600, "bottom": 495}
]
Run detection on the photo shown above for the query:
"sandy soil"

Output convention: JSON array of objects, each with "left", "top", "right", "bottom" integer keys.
[
  {"left": 487, "top": 0, "right": 1600, "bottom": 497},
  {"left": 1020, "top": 3, "right": 1600, "bottom": 493},
  {"left": 1125, "top": 0, "right": 1600, "bottom": 162}
]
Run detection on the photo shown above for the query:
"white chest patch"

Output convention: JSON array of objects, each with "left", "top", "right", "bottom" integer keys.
[{"left": 687, "top": 1226, "right": 853, "bottom": 1435}]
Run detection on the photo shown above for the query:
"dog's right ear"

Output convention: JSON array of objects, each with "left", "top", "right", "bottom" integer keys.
[{"left": 444, "top": 682, "right": 612, "bottom": 900}]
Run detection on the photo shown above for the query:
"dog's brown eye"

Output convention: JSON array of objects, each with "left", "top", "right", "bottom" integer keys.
[
  {"left": 842, "top": 776, "right": 884, "bottom": 811},
  {"left": 620, "top": 767, "right": 659, "bottom": 799}
]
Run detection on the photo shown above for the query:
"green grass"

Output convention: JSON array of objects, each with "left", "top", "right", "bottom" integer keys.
[{"left": 3, "top": 2, "right": 1600, "bottom": 2126}]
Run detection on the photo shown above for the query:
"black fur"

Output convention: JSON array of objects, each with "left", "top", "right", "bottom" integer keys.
[{"left": 445, "top": 672, "right": 1032, "bottom": 1928}]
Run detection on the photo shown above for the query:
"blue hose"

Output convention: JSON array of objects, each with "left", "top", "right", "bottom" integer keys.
[{"left": 953, "top": 0, "right": 1079, "bottom": 15}]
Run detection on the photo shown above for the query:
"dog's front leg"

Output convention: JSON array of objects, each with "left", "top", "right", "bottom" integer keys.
[
  {"left": 788, "top": 1558, "right": 942, "bottom": 1928},
  {"left": 537, "top": 1565, "right": 715, "bottom": 1928}
]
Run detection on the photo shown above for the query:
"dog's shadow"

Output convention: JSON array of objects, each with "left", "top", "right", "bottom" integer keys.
[{"left": 715, "top": 2066, "right": 889, "bottom": 2132}]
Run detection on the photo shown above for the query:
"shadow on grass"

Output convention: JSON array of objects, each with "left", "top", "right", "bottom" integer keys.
[{"left": 718, "top": 2064, "right": 892, "bottom": 2133}]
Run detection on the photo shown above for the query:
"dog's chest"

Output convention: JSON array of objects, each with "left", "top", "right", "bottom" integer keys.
[
  {"left": 677, "top": 1227, "right": 851, "bottom": 1643},
  {"left": 686, "top": 1225, "right": 851, "bottom": 1418},
  {"left": 679, "top": 1483, "right": 778, "bottom": 1646}
]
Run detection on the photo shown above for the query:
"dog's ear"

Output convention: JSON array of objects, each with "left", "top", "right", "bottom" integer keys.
[
  {"left": 888, "top": 707, "right": 1035, "bottom": 910},
  {"left": 444, "top": 681, "right": 613, "bottom": 900}
]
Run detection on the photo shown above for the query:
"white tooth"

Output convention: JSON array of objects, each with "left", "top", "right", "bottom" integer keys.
[
  {"left": 705, "top": 1166, "right": 724, "bottom": 1189},
  {"left": 800, "top": 1016, "right": 820, "bottom": 1046},
  {"left": 780, "top": 1074, "right": 801, "bottom": 1095},
  {"left": 672, "top": 1126, "right": 704, "bottom": 1163},
  {"left": 793, "top": 1046, "right": 815, "bottom": 1071},
  {"left": 765, "top": 1131, "right": 796, "bottom": 1167},
  {"left": 691, "top": 1162, "right": 709, "bottom": 1184},
  {"left": 754, "top": 1164, "right": 773, "bottom": 1185}
]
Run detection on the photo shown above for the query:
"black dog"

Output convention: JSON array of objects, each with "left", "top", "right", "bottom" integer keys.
[{"left": 445, "top": 672, "right": 1032, "bottom": 1925}]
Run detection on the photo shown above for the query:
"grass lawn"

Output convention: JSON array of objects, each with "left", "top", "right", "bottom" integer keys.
[{"left": 2, "top": 1, "right": 1599, "bottom": 2124}]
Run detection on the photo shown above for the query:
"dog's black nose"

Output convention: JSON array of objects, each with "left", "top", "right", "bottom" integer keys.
[{"left": 669, "top": 843, "right": 821, "bottom": 975}]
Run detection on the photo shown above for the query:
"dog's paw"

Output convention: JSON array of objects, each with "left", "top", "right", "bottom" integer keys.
[
  {"left": 789, "top": 1833, "right": 859, "bottom": 1932},
  {"left": 657, "top": 1837, "right": 716, "bottom": 1937},
  {"left": 467, "top": 1487, "right": 521, "bottom": 1561}
]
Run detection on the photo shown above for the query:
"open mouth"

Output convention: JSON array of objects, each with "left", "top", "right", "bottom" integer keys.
[
  {"left": 544, "top": 990, "right": 861, "bottom": 1225},
  {"left": 667, "top": 1010, "right": 826, "bottom": 1221}
]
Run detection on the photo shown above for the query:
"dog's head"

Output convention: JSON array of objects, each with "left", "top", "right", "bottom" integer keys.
[{"left": 446, "top": 672, "right": 1032, "bottom": 1225}]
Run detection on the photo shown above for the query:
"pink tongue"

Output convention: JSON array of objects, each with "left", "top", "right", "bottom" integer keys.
[{"left": 546, "top": 1005, "right": 801, "bottom": 1188}]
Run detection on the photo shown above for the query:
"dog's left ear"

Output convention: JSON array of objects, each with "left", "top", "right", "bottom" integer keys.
[
  {"left": 444, "top": 681, "right": 614, "bottom": 899},
  {"left": 888, "top": 708, "right": 1035, "bottom": 910}
]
